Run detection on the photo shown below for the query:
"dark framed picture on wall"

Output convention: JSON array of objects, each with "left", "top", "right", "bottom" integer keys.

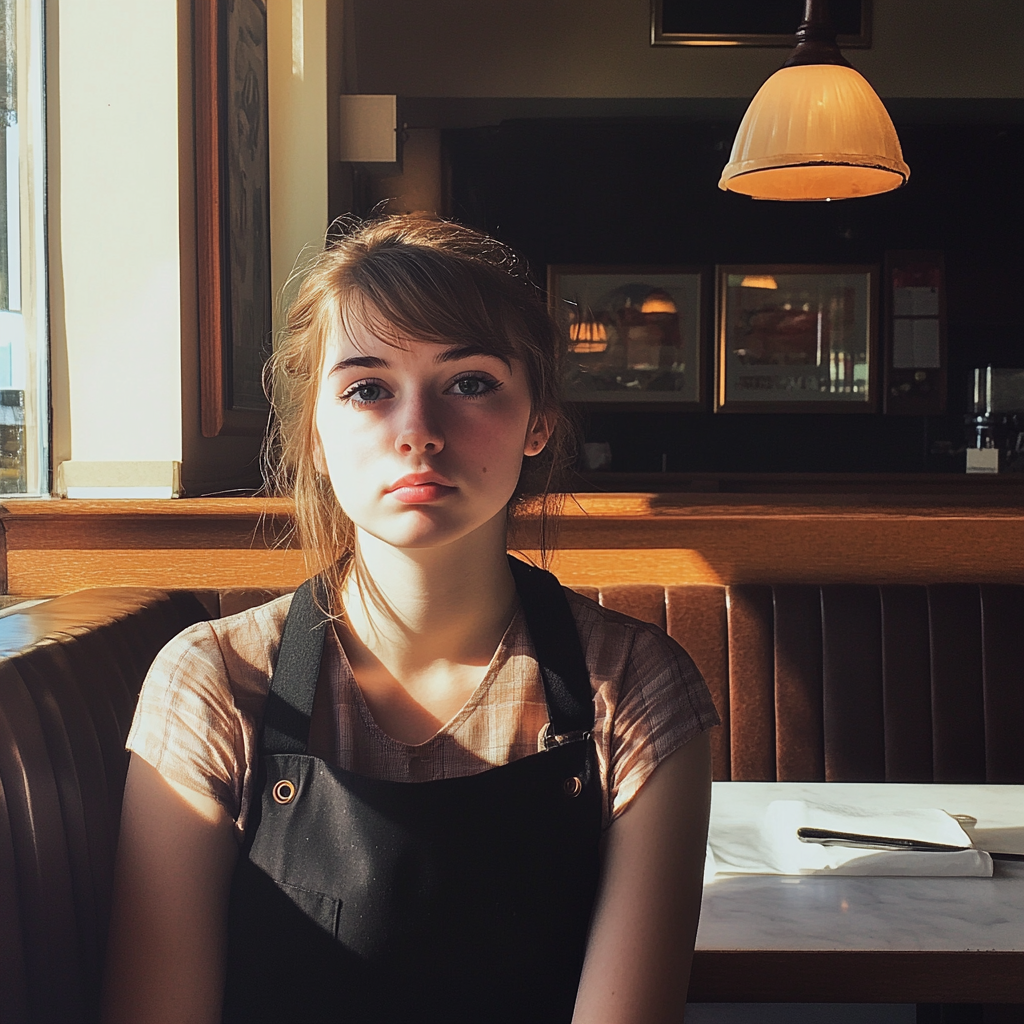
[
  {"left": 547, "top": 266, "right": 706, "bottom": 408},
  {"left": 882, "top": 250, "right": 947, "bottom": 416},
  {"left": 652, "top": 0, "right": 872, "bottom": 47},
  {"left": 715, "top": 265, "right": 879, "bottom": 413},
  {"left": 195, "top": 0, "right": 272, "bottom": 438}
]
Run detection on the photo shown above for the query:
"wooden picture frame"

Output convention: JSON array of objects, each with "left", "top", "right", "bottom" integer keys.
[
  {"left": 547, "top": 265, "right": 707, "bottom": 410},
  {"left": 882, "top": 250, "right": 947, "bottom": 416},
  {"left": 715, "top": 265, "right": 879, "bottom": 414},
  {"left": 195, "top": 0, "right": 272, "bottom": 438},
  {"left": 651, "top": 0, "right": 872, "bottom": 47}
]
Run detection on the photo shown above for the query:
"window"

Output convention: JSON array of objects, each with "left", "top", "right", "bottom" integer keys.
[{"left": 0, "top": 0, "right": 45, "bottom": 495}]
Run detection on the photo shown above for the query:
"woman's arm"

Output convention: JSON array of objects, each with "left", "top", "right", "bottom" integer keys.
[
  {"left": 102, "top": 754, "right": 238, "bottom": 1024},
  {"left": 572, "top": 731, "right": 713, "bottom": 1024}
]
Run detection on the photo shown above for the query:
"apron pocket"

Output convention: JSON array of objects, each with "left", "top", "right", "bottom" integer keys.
[{"left": 274, "top": 880, "right": 343, "bottom": 939}]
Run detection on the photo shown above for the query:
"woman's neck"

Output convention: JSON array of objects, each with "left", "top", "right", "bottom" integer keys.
[{"left": 340, "top": 510, "right": 518, "bottom": 680}]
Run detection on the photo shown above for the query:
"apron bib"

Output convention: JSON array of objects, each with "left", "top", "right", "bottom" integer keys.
[{"left": 222, "top": 556, "right": 602, "bottom": 1023}]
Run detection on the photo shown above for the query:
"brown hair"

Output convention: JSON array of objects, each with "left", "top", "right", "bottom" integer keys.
[{"left": 265, "top": 215, "right": 575, "bottom": 605}]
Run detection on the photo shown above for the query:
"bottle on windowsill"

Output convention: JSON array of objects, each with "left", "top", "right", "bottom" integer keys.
[{"left": 0, "top": 389, "right": 26, "bottom": 493}]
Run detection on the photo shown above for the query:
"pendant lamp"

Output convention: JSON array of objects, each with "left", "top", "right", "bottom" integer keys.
[{"left": 719, "top": 0, "right": 909, "bottom": 201}]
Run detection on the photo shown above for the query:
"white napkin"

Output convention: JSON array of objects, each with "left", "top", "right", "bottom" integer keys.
[
  {"left": 762, "top": 800, "right": 993, "bottom": 876},
  {"left": 708, "top": 799, "right": 993, "bottom": 877}
]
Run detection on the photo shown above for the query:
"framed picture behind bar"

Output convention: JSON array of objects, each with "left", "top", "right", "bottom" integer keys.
[
  {"left": 195, "top": 0, "right": 272, "bottom": 438},
  {"left": 716, "top": 265, "right": 878, "bottom": 413},
  {"left": 548, "top": 266, "right": 705, "bottom": 408},
  {"left": 652, "top": 0, "right": 871, "bottom": 47},
  {"left": 883, "top": 251, "right": 947, "bottom": 415}
]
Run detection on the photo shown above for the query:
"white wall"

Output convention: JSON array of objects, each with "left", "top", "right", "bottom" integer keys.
[
  {"left": 350, "top": 0, "right": 1024, "bottom": 100},
  {"left": 48, "top": 0, "right": 330, "bottom": 496},
  {"left": 51, "top": 0, "right": 182, "bottom": 468},
  {"left": 268, "top": 0, "right": 329, "bottom": 326}
]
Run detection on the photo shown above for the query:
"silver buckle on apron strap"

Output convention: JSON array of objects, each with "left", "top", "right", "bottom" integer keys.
[{"left": 543, "top": 727, "right": 592, "bottom": 750}]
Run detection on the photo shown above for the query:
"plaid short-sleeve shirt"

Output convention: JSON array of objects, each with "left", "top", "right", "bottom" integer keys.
[{"left": 127, "top": 588, "right": 719, "bottom": 837}]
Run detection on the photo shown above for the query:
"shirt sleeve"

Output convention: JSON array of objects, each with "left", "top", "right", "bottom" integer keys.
[
  {"left": 126, "top": 620, "right": 248, "bottom": 825},
  {"left": 604, "top": 620, "right": 720, "bottom": 823}
]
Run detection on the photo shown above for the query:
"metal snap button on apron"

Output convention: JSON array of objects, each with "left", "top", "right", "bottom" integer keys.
[
  {"left": 563, "top": 776, "right": 583, "bottom": 798},
  {"left": 272, "top": 779, "right": 297, "bottom": 805}
]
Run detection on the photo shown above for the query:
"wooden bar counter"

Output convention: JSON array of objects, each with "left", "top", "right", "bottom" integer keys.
[{"left": 1, "top": 488, "right": 1022, "bottom": 594}]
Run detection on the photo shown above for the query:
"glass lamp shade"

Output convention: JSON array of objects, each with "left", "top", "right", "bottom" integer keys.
[{"left": 719, "top": 64, "right": 910, "bottom": 201}]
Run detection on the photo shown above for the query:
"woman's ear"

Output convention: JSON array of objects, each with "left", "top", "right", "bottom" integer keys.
[{"left": 523, "top": 412, "right": 554, "bottom": 457}]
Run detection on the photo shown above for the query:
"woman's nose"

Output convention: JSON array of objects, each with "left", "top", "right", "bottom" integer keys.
[{"left": 394, "top": 395, "right": 445, "bottom": 455}]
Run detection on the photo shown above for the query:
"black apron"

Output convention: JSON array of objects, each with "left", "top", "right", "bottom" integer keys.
[{"left": 222, "top": 556, "right": 602, "bottom": 1024}]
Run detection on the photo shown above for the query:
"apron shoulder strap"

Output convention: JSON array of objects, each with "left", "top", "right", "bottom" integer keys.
[
  {"left": 261, "top": 579, "right": 328, "bottom": 755},
  {"left": 507, "top": 555, "right": 594, "bottom": 740}
]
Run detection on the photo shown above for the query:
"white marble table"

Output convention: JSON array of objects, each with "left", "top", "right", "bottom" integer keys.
[{"left": 690, "top": 783, "right": 1024, "bottom": 1004}]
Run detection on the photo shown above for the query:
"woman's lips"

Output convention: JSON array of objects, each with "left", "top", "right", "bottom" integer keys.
[{"left": 387, "top": 480, "right": 457, "bottom": 504}]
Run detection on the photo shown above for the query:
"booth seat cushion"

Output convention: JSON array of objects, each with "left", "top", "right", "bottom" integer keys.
[{"left": 0, "top": 589, "right": 210, "bottom": 1024}]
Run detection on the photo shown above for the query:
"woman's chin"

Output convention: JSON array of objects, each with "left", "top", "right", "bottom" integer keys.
[
  {"left": 353, "top": 518, "right": 465, "bottom": 553},
  {"left": 354, "top": 506, "right": 508, "bottom": 554}
]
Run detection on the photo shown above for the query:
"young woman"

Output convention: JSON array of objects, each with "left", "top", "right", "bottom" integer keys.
[{"left": 103, "top": 216, "right": 718, "bottom": 1024}]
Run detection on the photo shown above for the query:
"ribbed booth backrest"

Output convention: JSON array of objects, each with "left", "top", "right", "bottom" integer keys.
[
  {"left": 203, "top": 583, "right": 1024, "bottom": 785},
  {"left": 575, "top": 583, "right": 1024, "bottom": 786},
  {"left": 0, "top": 590, "right": 209, "bottom": 1024}
]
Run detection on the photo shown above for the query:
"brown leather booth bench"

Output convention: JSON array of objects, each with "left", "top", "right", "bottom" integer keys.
[
  {"left": 0, "top": 590, "right": 210, "bottom": 1024},
  {"left": 1, "top": 581, "right": 1022, "bottom": 1022}
]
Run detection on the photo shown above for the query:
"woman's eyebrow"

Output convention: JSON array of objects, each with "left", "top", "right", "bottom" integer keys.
[
  {"left": 435, "top": 345, "right": 511, "bottom": 369},
  {"left": 328, "top": 355, "right": 389, "bottom": 376},
  {"left": 327, "top": 347, "right": 511, "bottom": 377}
]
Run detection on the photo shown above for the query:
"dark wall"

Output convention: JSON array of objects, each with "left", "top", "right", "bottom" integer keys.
[{"left": 446, "top": 118, "right": 1024, "bottom": 473}]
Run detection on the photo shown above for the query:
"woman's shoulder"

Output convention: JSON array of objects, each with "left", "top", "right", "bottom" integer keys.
[
  {"left": 561, "top": 586, "right": 699, "bottom": 679},
  {"left": 153, "top": 592, "right": 295, "bottom": 681},
  {"left": 205, "top": 592, "right": 295, "bottom": 667},
  {"left": 560, "top": 586, "right": 719, "bottom": 825},
  {"left": 128, "top": 592, "right": 296, "bottom": 827},
  {"left": 133, "top": 591, "right": 296, "bottom": 758},
  {"left": 561, "top": 584, "right": 718, "bottom": 740}
]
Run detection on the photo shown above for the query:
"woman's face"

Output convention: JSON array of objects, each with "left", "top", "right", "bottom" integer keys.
[{"left": 315, "top": 318, "right": 550, "bottom": 552}]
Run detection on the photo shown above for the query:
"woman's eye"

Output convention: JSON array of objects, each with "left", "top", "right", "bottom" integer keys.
[
  {"left": 342, "top": 381, "right": 391, "bottom": 404},
  {"left": 447, "top": 375, "right": 500, "bottom": 398}
]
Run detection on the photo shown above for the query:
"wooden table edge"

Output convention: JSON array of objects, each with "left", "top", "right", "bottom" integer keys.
[{"left": 688, "top": 949, "right": 1024, "bottom": 1003}]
